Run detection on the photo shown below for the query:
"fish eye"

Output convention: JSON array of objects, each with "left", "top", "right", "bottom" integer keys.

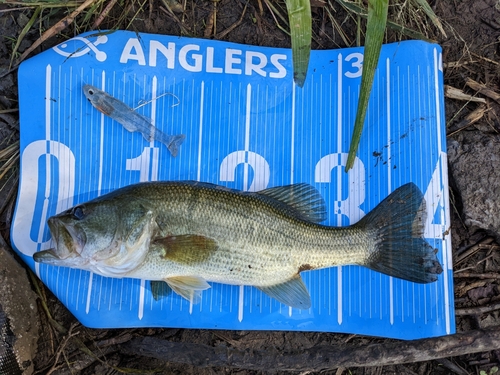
[
  {"left": 88, "top": 89, "right": 94, "bottom": 95},
  {"left": 71, "top": 206, "right": 86, "bottom": 220}
]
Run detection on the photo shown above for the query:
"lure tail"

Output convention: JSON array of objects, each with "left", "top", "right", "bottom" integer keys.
[
  {"left": 165, "top": 134, "right": 186, "bottom": 157},
  {"left": 359, "top": 183, "right": 443, "bottom": 283},
  {"left": 151, "top": 128, "right": 185, "bottom": 157}
]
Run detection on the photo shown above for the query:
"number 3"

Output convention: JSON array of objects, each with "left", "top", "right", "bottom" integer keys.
[{"left": 344, "top": 52, "right": 363, "bottom": 78}]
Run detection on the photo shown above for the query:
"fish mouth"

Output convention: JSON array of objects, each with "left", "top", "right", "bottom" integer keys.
[
  {"left": 47, "top": 217, "right": 87, "bottom": 259},
  {"left": 33, "top": 218, "right": 88, "bottom": 266}
]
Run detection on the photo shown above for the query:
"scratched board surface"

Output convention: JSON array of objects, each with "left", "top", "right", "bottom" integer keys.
[{"left": 13, "top": 31, "right": 453, "bottom": 339}]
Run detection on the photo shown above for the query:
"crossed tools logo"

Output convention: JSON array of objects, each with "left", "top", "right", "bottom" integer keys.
[{"left": 52, "top": 34, "right": 108, "bottom": 61}]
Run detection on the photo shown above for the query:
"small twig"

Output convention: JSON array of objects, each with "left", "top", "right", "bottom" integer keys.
[
  {"left": 444, "top": 85, "right": 486, "bottom": 103},
  {"left": 92, "top": 0, "right": 118, "bottom": 29},
  {"left": 465, "top": 77, "right": 500, "bottom": 105},
  {"left": 46, "top": 323, "right": 81, "bottom": 375},
  {"left": 455, "top": 303, "right": 500, "bottom": 316},
  {"left": 454, "top": 272, "right": 500, "bottom": 280},
  {"left": 28, "top": 270, "right": 68, "bottom": 335},
  {"left": 96, "top": 333, "right": 134, "bottom": 348},
  {"left": 215, "top": 3, "right": 248, "bottom": 39},
  {"left": 470, "top": 52, "right": 500, "bottom": 66},
  {"left": 0, "top": 108, "right": 19, "bottom": 114},
  {"left": 122, "top": 327, "right": 500, "bottom": 371},
  {"left": 204, "top": 2, "right": 216, "bottom": 38},
  {"left": 454, "top": 237, "right": 495, "bottom": 266}
]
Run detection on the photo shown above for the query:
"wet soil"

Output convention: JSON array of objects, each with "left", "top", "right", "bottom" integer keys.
[{"left": 1, "top": 0, "right": 500, "bottom": 374}]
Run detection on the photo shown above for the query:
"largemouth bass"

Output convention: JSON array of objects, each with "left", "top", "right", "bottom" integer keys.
[
  {"left": 33, "top": 181, "right": 442, "bottom": 309},
  {"left": 83, "top": 84, "right": 185, "bottom": 157}
]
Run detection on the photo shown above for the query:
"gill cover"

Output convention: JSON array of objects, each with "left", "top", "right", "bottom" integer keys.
[{"left": 34, "top": 198, "right": 156, "bottom": 276}]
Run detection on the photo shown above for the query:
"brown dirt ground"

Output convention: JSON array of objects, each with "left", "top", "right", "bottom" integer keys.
[{"left": 1, "top": 0, "right": 500, "bottom": 374}]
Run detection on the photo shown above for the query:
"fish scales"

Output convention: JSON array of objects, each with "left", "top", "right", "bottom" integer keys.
[
  {"left": 34, "top": 181, "right": 443, "bottom": 309},
  {"left": 124, "top": 182, "right": 369, "bottom": 286}
]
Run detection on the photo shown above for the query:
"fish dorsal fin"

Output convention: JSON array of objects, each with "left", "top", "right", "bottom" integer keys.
[
  {"left": 154, "top": 235, "right": 218, "bottom": 264},
  {"left": 257, "top": 275, "right": 311, "bottom": 309},
  {"left": 150, "top": 280, "right": 172, "bottom": 301},
  {"left": 165, "top": 276, "right": 211, "bottom": 304},
  {"left": 257, "top": 183, "right": 327, "bottom": 223}
]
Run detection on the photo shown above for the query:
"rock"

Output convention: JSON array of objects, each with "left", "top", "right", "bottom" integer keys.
[
  {"left": 0, "top": 236, "right": 39, "bottom": 375},
  {"left": 448, "top": 132, "right": 500, "bottom": 242}
]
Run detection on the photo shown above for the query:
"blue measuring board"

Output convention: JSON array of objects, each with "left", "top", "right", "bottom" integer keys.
[{"left": 13, "top": 31, "right": 454, "bottom": 339}]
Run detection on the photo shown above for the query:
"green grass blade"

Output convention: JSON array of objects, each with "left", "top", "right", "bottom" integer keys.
[
  {"left": 9, "top": 6, "right": 41, "bottom": 69},
  {"left": 345, "top": 0, "right": 388, "bottom": 172},
  {"left": 285, "top": 0, "right": 311, "bottom": 87},
  {"left": 334, "top": 0, "right": 435, "bottom": 43}
]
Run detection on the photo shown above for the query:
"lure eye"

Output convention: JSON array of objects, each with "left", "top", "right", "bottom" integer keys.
[{"left": 71, "top": 206, "right": 86, "bottom": 220}]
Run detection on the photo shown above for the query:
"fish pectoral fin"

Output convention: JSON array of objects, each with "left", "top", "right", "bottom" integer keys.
[
  {"left": 165, "top": 276, "right": 211, "bottom": 304},
  {"left": 256, "top": 184, "right": 327, "bottom": 224},
  {"left": 154, "top": 235, "right": 218, "bottom": 264},
  {"left": 257, "top": 275, "right": 311, "bottom": 310},
  {"left": 150, "top": 280, "right": 172, "bottom": 301}
]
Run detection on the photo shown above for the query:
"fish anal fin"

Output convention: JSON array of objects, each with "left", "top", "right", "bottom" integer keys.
[
  {"left": 257, "top": 184, "right": 327, "bottom": 223},
  {"left": 165, "top": 276, "right": 210, "bottom": 304},
  {"left": 257, "top": 275, "right": 311, "bottom": 310},
  {"left": 150, "top": 280, "right": 172, "bottom": 301},
  {"left": 154, "top": 235, "right": 217, "bottom": 264}
]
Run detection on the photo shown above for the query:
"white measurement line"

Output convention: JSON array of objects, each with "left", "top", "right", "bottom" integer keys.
[
  {"left": 97, "top": 72, "right": 105, "bottom": 195},
  {"left": 337, "top": 53, "right": 343, "bottom": 325},
  {"left": 243, "top": 83, "right": 252, "bottom": 191},
  {"left": 136, "top": 76, "right": 160, "bottom": 319},
  {"left": 289, "top": 81, "right": 296, "bottom": 318},
  {"left": 86, "top": 273, "right": 93, "bottom": 314},
  {"left": 237, "top": 83, "right": 254, "bottom": 322},
  {"left": 386, "top": 58, "right": 394, "bottom": 325},
  {"left": 197, "top": 81, "right": 205, "bottom": 182},
  {"left": 139, "top": 279, "right": 146, "bottom": 320},
  {"left": 85, "top": 71, "right": 107, "bottom": 315},
  {"left": 290, "top": 81, "right": 296, "bottom": 183},
  {"left": 45, "top": 65, "right": 51, "bottom": 141},
  {"left": 434, "top": 48, "right": 451, "bottom": 334}
]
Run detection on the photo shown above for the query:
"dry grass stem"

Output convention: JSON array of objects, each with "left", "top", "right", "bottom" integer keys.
[
  {"left": 455, "top": 302, "right": 500, "bottom": 316},
  {"left": 444, "top": 60, "right": 478, "bottom": 69},
  {"left": 91, "top": 0, "right": 118, "bottom": 29},
  {"left": 454, "top": 238, "right": 496, "bottom": 266},
  {"left": 447, "top": 104, "right": 488, "bottom": 136},
  {"left": 159, "top": 0, "right": 193, "bottom": 36},
  {"left": 15, "top": 0, "right": 100, "bottom": 66},
  {"left": 471, "top": 52, "right": 500, "bottom": 66}
]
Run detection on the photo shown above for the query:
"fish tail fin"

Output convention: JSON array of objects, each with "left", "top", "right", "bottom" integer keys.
[
  {"left": 162, "top": 134, "right": 185, "bottom": 157},
  {"left": 359, "top": 183, "right": 443, "bottom": 283}
]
